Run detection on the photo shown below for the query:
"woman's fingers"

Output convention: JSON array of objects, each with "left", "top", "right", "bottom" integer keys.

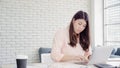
[
  {"left": 74, "top": 55, "right": 90, "bottom": 63},
  {"left": 75, "top": 55, "right": 84, "bottom": 61}
]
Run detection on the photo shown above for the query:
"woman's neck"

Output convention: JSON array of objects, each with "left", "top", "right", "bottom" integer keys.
[
  {"left": 73, "top": 32, "right": 80, "bottom": 43},
  {"left": 76, "top": 34, "right": 79, "bottom": 38},
  {"left": 74, "top": 33, "right": 79, "bottom": 38},
  {"left": 75, "top": 33, "right": 80, "bottom": 43}
]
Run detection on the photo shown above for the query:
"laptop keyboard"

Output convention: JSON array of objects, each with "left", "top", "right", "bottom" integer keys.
[{"left": 94, "top": 63, "right": 117, "bottom": 68}]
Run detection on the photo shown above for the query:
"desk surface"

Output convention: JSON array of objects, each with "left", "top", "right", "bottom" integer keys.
[
  {"left": 32, "top": 62, "right": 97, "bottom": 68},
  {"left": 0, "top": 62, "right": 97, "bottom": 68},
  {"left": 1, "top": 61, "right": 120, "bottom": 68}
]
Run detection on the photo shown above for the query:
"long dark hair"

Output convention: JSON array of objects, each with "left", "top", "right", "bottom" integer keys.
[{"left": 69, "top": 10, "right": 90, "bottom": 51}]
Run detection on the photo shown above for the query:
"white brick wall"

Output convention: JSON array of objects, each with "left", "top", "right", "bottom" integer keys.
[{"left": 0, "top": 0, "right": 91, "bottom": 66}]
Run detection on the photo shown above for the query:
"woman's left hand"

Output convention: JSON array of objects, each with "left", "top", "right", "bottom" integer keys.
[
  {"left": 84, "top": 51, "right": 91, "bottom": 59},
  {"left": 83, "top": 52, "right": 91, "bottom": 63}
]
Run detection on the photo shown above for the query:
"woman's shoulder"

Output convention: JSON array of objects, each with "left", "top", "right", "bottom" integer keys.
[
  {"left": 56, "top": 27, "right": 68, "bottom": 34},
  {"left": 55, "top": 27, "right": 69, "bottom": 37}
]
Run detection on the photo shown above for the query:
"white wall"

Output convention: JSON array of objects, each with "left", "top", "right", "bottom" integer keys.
[
  {"left": 0, "top": 0, "right": 91, "bottom": 65},
  {"left": 91, "top": 0, "right": 104, "bottom": 46}
]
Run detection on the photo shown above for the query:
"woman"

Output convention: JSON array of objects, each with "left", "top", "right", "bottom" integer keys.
[{"left": 51, "top": 10, "right": 92, "bottom": 62}]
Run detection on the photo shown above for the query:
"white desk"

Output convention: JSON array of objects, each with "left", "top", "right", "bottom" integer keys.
[
  {"left": 0, "top": 62, "right": 96, "bottom": 68},
  {"left": 1, "top": 61, "right": 120, "bottom": 68},
  {"left": 107, "top": 58, "right": 120, "bottom": 67}
]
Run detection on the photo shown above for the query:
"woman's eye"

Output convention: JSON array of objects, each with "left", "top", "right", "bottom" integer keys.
[{"left": 78, "top": 22, "right": 82, "bottom": 25}]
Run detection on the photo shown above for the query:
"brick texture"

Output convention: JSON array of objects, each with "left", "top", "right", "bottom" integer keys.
[{"left": 0, "top": 0, "right": 91, "bottom": 66}]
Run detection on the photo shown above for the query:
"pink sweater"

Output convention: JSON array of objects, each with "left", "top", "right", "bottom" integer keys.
[{"left": 51, "top": 26, "right": 92, "bottom": 62}]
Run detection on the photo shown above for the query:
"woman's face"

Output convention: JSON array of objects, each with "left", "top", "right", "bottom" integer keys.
[{"left": 73, "top": 19, "right": 87, "bottom": 34}]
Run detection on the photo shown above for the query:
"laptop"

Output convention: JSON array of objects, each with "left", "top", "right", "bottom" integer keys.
[{"left": 75, "top": 46, "right": 113, "bottom": 65}]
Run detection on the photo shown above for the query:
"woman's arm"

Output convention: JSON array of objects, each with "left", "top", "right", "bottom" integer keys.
[
  {"left": 60, "top": 54, "right": 84, "bottom": 62},
  {"left": 84, "top": 46, "right": 92, "bottom": 61},
  {"left": 51, "top": 29, "right": 85, "bottom": 62},
  {"left": 51, "top": 29, "right": 66, "bottom": 62}
]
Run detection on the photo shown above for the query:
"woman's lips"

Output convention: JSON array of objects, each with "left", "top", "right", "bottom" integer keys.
[{"left": 77, "top": 30, "right": 81, "bottom": 32}]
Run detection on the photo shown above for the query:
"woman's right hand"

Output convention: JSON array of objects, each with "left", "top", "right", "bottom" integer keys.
[
  {"left": 75, "top": 55, "right": 89, "bottom": 63},
  {"left": 75, "top": 55, "right": 84, "bottom": 61}
]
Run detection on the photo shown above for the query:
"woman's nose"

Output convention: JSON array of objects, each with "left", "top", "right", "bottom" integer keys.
[{"left": 79, "top": 26, "right": 83, "bottom": 29}]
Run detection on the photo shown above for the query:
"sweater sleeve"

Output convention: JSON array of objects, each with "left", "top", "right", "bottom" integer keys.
[{"left": 51, "top": 29, "right": 65, "bottom": 62}]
